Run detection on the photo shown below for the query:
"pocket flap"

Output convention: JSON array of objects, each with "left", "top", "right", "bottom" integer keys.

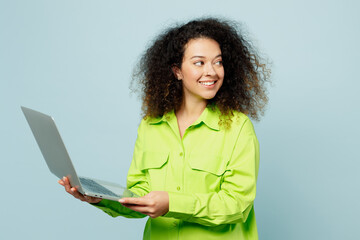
[
  {"left": 188, "top": 153, "right": 226, "bottom": 176},
  {"left": 137, "top": 151, "right": 169, "bottom": 170}
]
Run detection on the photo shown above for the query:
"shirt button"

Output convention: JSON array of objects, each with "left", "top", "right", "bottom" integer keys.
[
  {"left": 176, "top": 186, "right": 181, "bottom": 191},
  {"left": 173, "top": 221, "right": 178, "bottom": 227},
  {"left": 179, "top": 152, "right": 183, "bottom": 157}
]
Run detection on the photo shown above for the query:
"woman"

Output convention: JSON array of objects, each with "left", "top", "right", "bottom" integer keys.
[{"left": 59, "top": 17, "right": 269, "bottom": 239}]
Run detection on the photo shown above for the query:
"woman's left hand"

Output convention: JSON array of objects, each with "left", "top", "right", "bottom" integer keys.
[{"left": 119, "top": 191, "right": 169, "bottom": 218}]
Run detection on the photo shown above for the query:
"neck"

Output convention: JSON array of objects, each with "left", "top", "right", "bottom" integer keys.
[
  {"left": 175, "top": 95, "right": 207, "bottom": 139},
  {"left": 177, "top": 96, "right": 207, "bottom": 118}
]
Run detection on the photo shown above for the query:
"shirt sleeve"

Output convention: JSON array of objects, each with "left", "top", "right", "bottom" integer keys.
[
  {"left": 90, "top": 120, "right": 150, "bottom": 218},
  {"left": 164, "top": 118, "right": 260, "bottom": 226}
]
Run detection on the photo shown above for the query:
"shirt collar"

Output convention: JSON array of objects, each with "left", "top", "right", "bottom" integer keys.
[
  {"left": 148, "top": 110, "right": 175, "bottom": 125},
  {"left": 191, "top": 106, "right": 220, "bottom": 131},
  {"left": 148, "top": 106, "right": 220, "bottom": 131}
]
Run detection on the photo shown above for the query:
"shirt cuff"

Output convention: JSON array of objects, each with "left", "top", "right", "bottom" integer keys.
[
  {"left": 90, "top": 199, "right": 147, "bottom": 218},
  {"left": 90, "top": 199, "right": 119, "bottom": 217},
  {"left": 164, "top": 192, "right": 196, "bottom": 220}
]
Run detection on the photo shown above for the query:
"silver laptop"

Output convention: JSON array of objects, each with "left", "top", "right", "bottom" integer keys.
[{"left": 21, "top": 106, "right": 138, "bottom": 201}]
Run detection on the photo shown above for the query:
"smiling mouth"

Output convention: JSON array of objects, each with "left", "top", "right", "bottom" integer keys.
[{"left": 199, "top": 81, "right": 217, "bottom": 86}]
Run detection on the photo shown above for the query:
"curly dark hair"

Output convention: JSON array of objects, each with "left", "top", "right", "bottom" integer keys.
[{"left": 132, "top": 17, "right": 270, "bottom": 121}]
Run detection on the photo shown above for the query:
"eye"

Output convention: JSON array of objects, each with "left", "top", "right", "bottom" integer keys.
[
  {"left": 214, "top": 60, "right": 223, "bottom": 66},
  {"left": 194, "top": 61, "right": 204, "bottom": 66}
]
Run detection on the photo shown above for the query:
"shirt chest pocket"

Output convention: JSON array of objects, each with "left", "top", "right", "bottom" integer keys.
[
  {"left": 137, "top": 151, "right": 169, "bottom": 191},
  {"left": 187, "top": 153, "right": 227, "bottom": 192}
]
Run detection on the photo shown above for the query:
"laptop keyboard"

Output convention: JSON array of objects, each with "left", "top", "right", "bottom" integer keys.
[{"left": 79, "top": 177, "right": 120, "bottom": 198}]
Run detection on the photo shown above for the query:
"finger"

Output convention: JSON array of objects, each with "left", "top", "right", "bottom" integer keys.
[
  {"left": 84, "top": 195, "right": 94, "bottom": 202},
  {"left": 58, "top": 179, "right": 64, "bottom": 186},
  {"left": 63, "top": 177, "right": 72, "bottom": 192},
  {"left": 64, "top": 176, "right": 71, "bottom": 186},
  {"left": 84, "top": 195, "right": 95, "bottom": 202},
  {"left": 70, "top": 187, "right": 86, "bottom": 201},
  {"left": 119, "top": 197, "right": 147, "bottom": 205},
  {"left": 121, "top": 204, "right": 158, "bottom": 218},
  {"left": 121, "top": 203, "right": 150, "bottom": 213},
  {"left": 63, "top": 177, "right": 78, "bottom": 197},
  {"left": 84, "top": 195, "right": 102, "bottom": 204}
]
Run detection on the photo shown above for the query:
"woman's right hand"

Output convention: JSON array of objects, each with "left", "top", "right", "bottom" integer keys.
[{"left": 58, "top": 176, "right": 102, "bottom": 204}]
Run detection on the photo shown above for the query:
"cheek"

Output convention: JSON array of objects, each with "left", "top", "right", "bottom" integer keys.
[
  {"left": 218, "top": 67, "right": 225, "bottom": 79},
  {"left": 182, "top": 68, "right": 202, "bottom": 80}
]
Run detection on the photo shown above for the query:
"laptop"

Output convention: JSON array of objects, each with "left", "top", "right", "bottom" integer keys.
[{"left": 21, "top": 106, "right": 138, "bottom": 201}]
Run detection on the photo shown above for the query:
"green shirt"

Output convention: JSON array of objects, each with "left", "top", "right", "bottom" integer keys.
[{"left": 93, "top": 106, "right": 260, "bottom": 239}]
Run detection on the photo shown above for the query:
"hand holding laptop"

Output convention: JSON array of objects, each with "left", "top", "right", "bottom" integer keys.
[
  {"left": 58, "top": 176, "right": 102, "bottom": 204},
  {"left": 21, "top": 106, "right": 138, "bottom": 201}
]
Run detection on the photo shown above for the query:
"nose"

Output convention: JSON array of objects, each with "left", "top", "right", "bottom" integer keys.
[{"left": 204, "top": 63, "right": 216, "bottom": 76}]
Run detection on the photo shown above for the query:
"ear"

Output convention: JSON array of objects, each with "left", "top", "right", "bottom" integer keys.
[{"left": 172, "top": 65, "right": 183, "bottom": 80}]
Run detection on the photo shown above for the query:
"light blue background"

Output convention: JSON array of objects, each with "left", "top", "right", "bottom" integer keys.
[{"left": 1, "top": 0, "right": 359, "bottom": 239}]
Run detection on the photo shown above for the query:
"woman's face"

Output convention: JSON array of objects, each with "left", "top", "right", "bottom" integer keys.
[{"left": 174, "top": 38, "right": 224, "bottom": 104}]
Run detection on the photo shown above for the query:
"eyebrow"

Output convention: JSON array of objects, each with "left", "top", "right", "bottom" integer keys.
[{"left": 190, "top": 54, "right": 222, "bottom": 59}]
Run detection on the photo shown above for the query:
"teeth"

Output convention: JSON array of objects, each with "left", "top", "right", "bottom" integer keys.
[{"left": 200, "top": 81, "right": 215, "bottom": 86}]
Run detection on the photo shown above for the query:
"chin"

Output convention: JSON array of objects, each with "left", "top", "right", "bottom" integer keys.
[{"left": 202, "top": 93, "right": 218, "bottom": 100}]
